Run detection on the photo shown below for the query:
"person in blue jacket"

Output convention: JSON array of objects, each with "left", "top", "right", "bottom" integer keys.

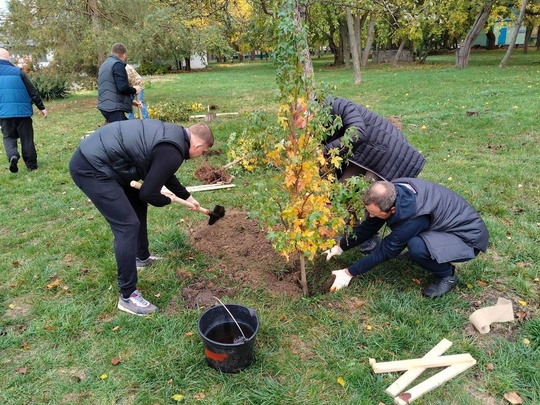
[
  {"left": 325, "top": 179, "right": 489, "bottom": 298},
  {"left": 0, "top": 48, "right": 47, "bottom": 173}
]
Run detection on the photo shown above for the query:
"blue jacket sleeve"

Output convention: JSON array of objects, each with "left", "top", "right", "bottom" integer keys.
[{"left": 347, "top": 215, "right": 431, "bottom": 277}]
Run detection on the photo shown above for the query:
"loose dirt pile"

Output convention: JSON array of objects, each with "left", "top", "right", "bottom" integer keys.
[{"left": 180, "top": 210, "right": 303, "bottom": 309}]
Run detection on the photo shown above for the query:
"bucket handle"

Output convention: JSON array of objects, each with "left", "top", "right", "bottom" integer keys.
[{"left": 212, "top": 296, "right": 248, "bottom": 342}]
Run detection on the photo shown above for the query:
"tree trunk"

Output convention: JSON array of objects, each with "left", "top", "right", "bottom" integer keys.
[
  {"left": 486, "top": 28, "right": 496, "bottom": 49},
  {"left": 299, "top": 254, "right": 308, "bottom": 296},
  {"left": 361, "top": 13, "right": 375, "bottom": 68},
  {"left": 393, "top": 38, "right": 407, "bottom": 66},
  {"left": 346, "top": 7, "right": 362, "bottom": 84},
  {"left": 523, "top": 25, "right": 533, "bottom": 54},
  {"left": 499, "top": 0, "right": 528, "bottom": 68},
  {"left": 294, "top": 0, "right": 314, "bottom": 79},
  {"left": 342, "top": 18, "right": 350, "bottom": 68},
  {"left": 456, "top": 0, "right": 494, "bottom": 69}
]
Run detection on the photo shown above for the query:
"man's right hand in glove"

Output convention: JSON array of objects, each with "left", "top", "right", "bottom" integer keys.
[
  {"left": 330, "top": 269, "right": 353, "bottom": 292},
  {"left": 323, "top": 244, "right": 343, "bottom": 261}
]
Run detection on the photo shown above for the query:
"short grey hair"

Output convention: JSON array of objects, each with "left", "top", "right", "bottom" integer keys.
[
  {"left": 111, "top": 43, "right": 127, "bottom": 55},
  {"left": 362, "top": 181, "right": 397, "bottom": 212}
]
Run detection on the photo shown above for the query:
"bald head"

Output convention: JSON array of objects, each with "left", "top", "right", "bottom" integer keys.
[
  {"left": 362, "top": 181, "right": 397, "bottom": 212},
  {"left": 0, "top": 48, "right": 10, "bottom": 61}
]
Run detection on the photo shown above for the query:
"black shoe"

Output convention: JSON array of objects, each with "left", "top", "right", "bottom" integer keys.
[
  {"left": 9, "top": 156, "right": 18, "bottom": 173},
  {"left": 422, "top": 270, "right": 457, "bottom": 298},
  {"left": 27, "top": 164, "right": 39, "bottom": 171},
  {"left": 359, "top": 235, "right": 380, "bottom": 254}
]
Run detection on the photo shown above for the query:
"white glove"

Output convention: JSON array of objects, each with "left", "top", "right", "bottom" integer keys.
[
  {"left": 323, "top": 244, "right": 343, "bottom": 261},
  {"left": 330, "top": 269, "right": 353, "bottom": 292}
]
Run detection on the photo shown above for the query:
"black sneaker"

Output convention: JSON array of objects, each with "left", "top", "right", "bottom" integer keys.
[
  {"left": 422, "top": 270, "right": 457, "bottom": 298},
  {"left": 359, "top": 234, "right": 380, "bottom": 254},
  {"left": 9, "top": 156, "right": 18, "bottom": 173}
]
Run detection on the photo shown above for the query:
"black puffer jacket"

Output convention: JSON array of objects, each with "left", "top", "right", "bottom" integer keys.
[
  {"left": 79, "top": 119, "right": 189, "bottom": 186},
  {"left": 324, "top": 97, "right": 425, "bottom": 180}
]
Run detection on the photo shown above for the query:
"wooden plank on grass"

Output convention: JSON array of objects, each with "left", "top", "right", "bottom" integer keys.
[
  {"left": 385, "top": 338, "right": 453, "bottom": 397},
  {"left": 393, "top": 360, "right": 476, "bottom": 404},
  {"left": 369, "top": 353, "right": 474, "bottom": 373}
]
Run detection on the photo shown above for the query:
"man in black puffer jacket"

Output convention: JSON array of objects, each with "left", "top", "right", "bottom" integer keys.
[
  {"left": 324, "top": 97, "right": 425, "bottom": 182},
  {"left": 69, "top": 119, "right": 214, "bottom": 315},
  {"left": 325, "top": 179, "right": 489, "bottom": 298}
]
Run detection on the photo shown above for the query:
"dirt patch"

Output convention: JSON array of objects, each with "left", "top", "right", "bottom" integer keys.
[
  {"left": 194, "top": 163, "right": 233, "bottom": 184},
  {"left": 180, "top": 210, "right": 303, "bottom": 308}
]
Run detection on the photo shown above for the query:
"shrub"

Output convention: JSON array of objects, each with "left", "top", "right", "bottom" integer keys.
[
  {"left": 137, "top": 61, "right": 170, "bottom": 75},
  {"left": 147, "top": 101, "right": 205, "bottom": 123},
  {"left": 29, "top": 71, "right": 70, "bottom": 101}
]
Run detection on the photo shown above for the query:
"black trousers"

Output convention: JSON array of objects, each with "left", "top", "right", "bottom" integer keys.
[
  {"left": 0, "top": 117, "right": 38, "bottom": 169},
  {"left": 69, "top": 149, "right": 150, "bottom": 297}
]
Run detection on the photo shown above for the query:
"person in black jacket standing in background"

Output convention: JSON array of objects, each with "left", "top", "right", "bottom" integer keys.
[
  {"left": 69, "top": 120, "right": 214, "bottom": 315},
  {"left": 97, "top": 43, "right": 141, "bottom": 123}
]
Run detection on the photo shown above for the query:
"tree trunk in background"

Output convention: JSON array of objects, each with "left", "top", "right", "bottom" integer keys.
[
  {"left": 87, "top": 0, "right": 106, "bottom": 67},
  {"left": 346, "top": 7, "right": 362, "bottom": 84},
  {"left": 355, "top": 14, "right": 366, "bottom": 61},
  {"left": 486, "top": 28, "right": 496, "bottom": 49},
  {"left": 361, "top": 14, "right": 375, "bottom": 67},
  {"left": 523, "top": 26, "right": 533, "bottom": 54},
  {"left": 342, "top": 18, "right": 350, "bottom": 68},
  {"left": 456, "top": 0, "right": 493, "bottom": 69},
  {"left": 393, "top": 38, "right": 406, "bottom": 66},
  {"left": 294, "top": 0, "right": 314, "bottom": 78},
  {"left": 499, "top": 0, "right": 528, "bottom": 68}
]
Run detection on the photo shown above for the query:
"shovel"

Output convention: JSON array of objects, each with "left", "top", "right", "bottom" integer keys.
[{"left": 130, "top": 181, "right": 225, "bottom": 225}]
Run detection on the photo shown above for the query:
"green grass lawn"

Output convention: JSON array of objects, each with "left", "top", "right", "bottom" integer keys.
[{"left": 1, "top": 50, "right": 539, "bottom": 404}]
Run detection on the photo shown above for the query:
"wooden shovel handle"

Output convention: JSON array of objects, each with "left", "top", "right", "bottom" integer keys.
[{"left": 129, "top": 181, "right": 210, "bottom": 215}]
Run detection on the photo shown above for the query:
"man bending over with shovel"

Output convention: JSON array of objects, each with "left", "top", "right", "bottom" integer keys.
[
  {"left": 325, "top": 178, "right": 489, "bottom": 298},
  {"left": 69, "top": 120, "right": 214, "bottom": 315}
]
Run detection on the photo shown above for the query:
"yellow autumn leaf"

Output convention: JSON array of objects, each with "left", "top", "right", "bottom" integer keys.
[
  {"left": 171, "top": 394, "right": 185, "bottom": 401},
  {"left": 523, "top": 338, "right": 530, "bottom": 345},
  {"left": 337, "top": 376, "right": 345, "bottom": 387},
  {"left": 330, "top": 155, "right": 342, "bottom": 168},
  {"left": 100, "top": 374, "right": 107, "bottom": 380},
  {"left": 47, "top": 278, "right": 62, "bottom": 289},
  {"left": 518, "top": 300, "right": 527, "bottom": 306},
  {"left": 8, "top": 304, "right": 15, "bottom": 309}
]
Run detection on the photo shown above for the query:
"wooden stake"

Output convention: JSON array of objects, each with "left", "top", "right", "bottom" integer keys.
[
  {"left": 393, "top": 360, "right": 476, "bottom": 404},
  {"left": 385, "top": 338, "right": 453, "bottom": 397},
  {"left": 369, "top": 353, "right": 474, "bottom": 373}
]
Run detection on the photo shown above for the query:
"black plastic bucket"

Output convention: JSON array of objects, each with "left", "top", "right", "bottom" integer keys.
[{"left": 198, "top": 304, "right": 259, "bottom": 373}]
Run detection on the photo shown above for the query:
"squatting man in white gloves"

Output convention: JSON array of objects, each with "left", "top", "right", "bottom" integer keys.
[{"left": 326, "top": 179, "right": 489, "bottom": 298}]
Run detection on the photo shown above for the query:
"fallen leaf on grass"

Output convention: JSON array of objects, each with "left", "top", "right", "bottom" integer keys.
[
  {"left": 171, "top": 394, "right": 184, "bottom": 401},
  {"left": 16, "top": 367, "right": 27, "bottom": 374},
  {"left": 111, "top": 358, "right": 122, "bottom": 366},
  {"left": 518, "top": 300, "right": 527, "bottom": 306},
  {"left": 487, "top": 363, "right": 494, "bottom": 370},
  {"left": 398, "top": 392, "right": 412, "bottom": 404},
  {"left": 185, "top": 331, "right": 193, "bottom": 337},
  {"left": 337, "top": 376, "right": 345, "bottom": 387},
  {"left": 523, "top": 338, "right": 530, "bottom": 345},
  {"left": 194, "top": 393, "right": 205, "bottom": 400},
  {"left": 100, "top": 374, "right": 107, "bottom": 380},
  {"left": 12, "top": 260, "right": 20, "bottom": 267},
  {"left": 411, "top": 278, "right": 421, "bottom": 285},
  {"left": 477, "top": 280, "right": 487, "bottom": 287},
  {"left": 504, "top": 391, "right": 523, "bottom": 404},
  {"left": 112, "top": 326, "right": 120, "bottom": 331},
  {"left": 47, "top": 278, "right": 62, "bottom": 290}
]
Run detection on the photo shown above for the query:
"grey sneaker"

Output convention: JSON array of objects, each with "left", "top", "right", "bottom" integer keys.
[
  {"left": 136, "top": 254, "right": 162, "bottom": 270},
  {"left": 118, "top": 290, "right": 158, "bottom": 315}
]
